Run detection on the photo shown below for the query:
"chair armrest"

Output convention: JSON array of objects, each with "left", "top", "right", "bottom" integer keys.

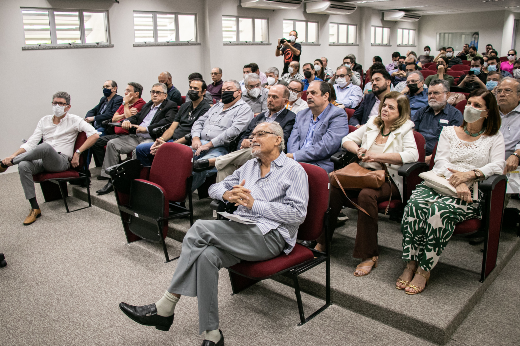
[
  {"left": 331, "top": 149, "right": 356, "bottom": 170},
  {"left": 331, "top": 149, "right": 347, "bottom": 164},
  {"left": 398, "top": 162, "right": 429, "bottom": 177},
  {"left": 479, "top": 174, "right": 507, "bottom": 192},
  {"left": 184, "top": 133, "right": 192, "bottom": 146},
  {"left": 106, "top": 122, "right": 122, "bottom": 127},
  {"left": 151, "top": 124, "right": 170, "bottom": 138},
  {"left": 210, "top": 199, "right": 226, "bottom": 211}
]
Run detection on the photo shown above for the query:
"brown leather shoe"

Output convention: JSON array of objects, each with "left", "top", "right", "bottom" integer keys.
[
  {"left": 0, "top": 164, "right": 8, "bottom": 173},
  {"left": 23, "top": 209, "right": 41, "bottom": 226}
]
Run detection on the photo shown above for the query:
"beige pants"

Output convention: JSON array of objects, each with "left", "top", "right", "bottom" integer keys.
[{"left": 215, "top": 148, "right": 253, "bottom": 182}]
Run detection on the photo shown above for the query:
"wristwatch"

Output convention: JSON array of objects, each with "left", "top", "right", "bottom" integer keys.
[
  {"left": 512, "top": 152, "right": 520, "bottom": 161},
  {"left": 122, "top": 101, "right": 126, "bottom": 106},
  {"left": 473, "top": 169, "right": 484, "bottom": 180},
  {"left": 75, "top": 149, "right": 81, "bottom": 155}
]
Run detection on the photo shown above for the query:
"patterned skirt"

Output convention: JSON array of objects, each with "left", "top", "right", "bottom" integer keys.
[{"left": 401, "top": 183, "right": 481, "bottom": 272}]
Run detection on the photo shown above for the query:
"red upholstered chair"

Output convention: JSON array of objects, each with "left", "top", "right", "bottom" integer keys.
[
  {"left": 450, "top": 65, "right": 470, "bottom": 72},
  {"left": 301, "top": 90, "right": 307, "bottom": 101},
  {"left": 109, "top": 143, "right": 194, "bottom": 262},
  {"left": 180, "top": 96, "right": 186, "bottom": 105},
  {"left": 32, "top": 132, "right": 91, "bottom": 213},
  {"left": 226, "top": 162, "right": 331, "bottom": 326},
  {"left": 447, "top": 71, "right": 464, "bottom": 79},
  {"left": 345, "top": 108, "right": 355, "bottom": 121},
  {"left": 421, "top": 70, "right": 437, "bottom": 78},
  {"left": 500, "top": 56, "right": 508, "bottom": 62},
  {"left": 349, "top": 125, "right": 357, "bottom": 133},
  {"left": 427, "top": 64, "right": 438, "bottom": 70},
  {"left": 455, "top": 99, "right": 467, "bottom": 114},
  {"left": 462, "top": 60, "right": 471, "bottom": 66},
  {"left": 423, "top": 62, "right": 436, "bottom": 70}
]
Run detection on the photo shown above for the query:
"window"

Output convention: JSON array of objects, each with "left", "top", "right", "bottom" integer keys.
[
  {"left": 371, "top": 26, "right": 390, "bottom": 46},
  {"left": 133, "top": 11, "right": 197, "bottom": 44},
  {"left": 329, "top": 23, "right": 357, "bottom": 45},
  {"left": 21, "top": 8, "right": 109, "bottom": 46},
  {"left": 222, "top": 16, "right": 268, "bottom": 43},
  {"left": 397, "top": 28, "right": 416, "bottom": 46},
  {"left": 283, "top": 20, "right": 319, "bottom": 44}
]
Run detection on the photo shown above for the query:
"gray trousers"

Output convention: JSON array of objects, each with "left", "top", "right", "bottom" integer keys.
[
  {"left": 214, "top": 148, "right": 253, "bottom": 183},
  {"left": 12, "top": 143, "right": 70, "bottom": 200},
  {"left": 167, "top": 219, "right": 285, "bottom": 334},
  {"left": 100, "top": 135, "right": 153, "bottom": 177}
]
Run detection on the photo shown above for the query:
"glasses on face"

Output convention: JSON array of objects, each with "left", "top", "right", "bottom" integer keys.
[
  {"left": 336, "top": 74, "right": 347, "bottom": 78},
  {"left": 249, "top": 131, "right": 276, "bottom": 140},
  {"left": 52, "top": 102, "right": 68, "bottom": 106},
  {"left": 428, "top": 91, "right": 446, "bottom": 97},
  {"left": 288, "top": 87, "right": 301, "bottom": 93},
  {"left": 496, "top": 88, "right": 514, "bottom": 95},
  {"left": 150, "top": 90, "right": 164, "bottom": 95}
]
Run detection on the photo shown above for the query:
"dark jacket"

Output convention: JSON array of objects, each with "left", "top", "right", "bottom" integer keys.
[
  {"left": 447, "top": 57, "right": 463, "bottom": 68},
  {"left": 126, "top": 99, "right": 177, "bottom": 139},
  {"left": 167, "top": 86, "right": 182, "bottom": 106},
  {"left": 237, "top": 108, "right": 296, "bottom": 150},
  {"left": 349, "top": 93, "right": 378, "bottom": 126},
  {"left": 86, "top": 94, "right": 123, "bottom": 126},
  {"left": 352, "top": 63, "right": 363, "bottom": 79}
]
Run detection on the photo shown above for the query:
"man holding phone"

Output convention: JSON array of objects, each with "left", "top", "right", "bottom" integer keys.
[{"left": 457, "top": 56, "right": 487, "bottom": 91}]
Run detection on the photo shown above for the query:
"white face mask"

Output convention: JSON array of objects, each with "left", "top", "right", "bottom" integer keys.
[
  {"left": 344, "top": 64, "right": 351, "bottom": 69},
  {"left": 424, "top": 51, "right": 430, "bottom": 56},
  {"left": 266, "top": 77, "right": 276, "bottom": 86},
  {"left": 288, "top": 67, "right": 294, "bottom": 74},
  {"left": 335, "top": 77, "right": 348, "bottom": 88},
  {"left": 464, "top": 105, "right": 484, "bottom": 123},
  {"left": 314, "top": 64, "right": 321, "bottom": 72},
  {"left": 514, "top": 69, "right": 520, "bottom": 79},
  {"left": 248, "top": 87, "right": 261, "bottom": 98},
  {"left": 288, "top": 35, "right": 296, "bottom": 42},
  {"left": 446, "top": 52, "right": 453, "bottom": 58},
  {"left": 508, "top": 55, "right": 516, "bottom": 61},
  {"left": 53, "top": 104, "right": 67, "bottom": 117},
  {"left": 289, "top": 90, "right": 298, "bottom": 102},
  {"left": 483, "top": 62, "right": 488, "bottom": 68}
]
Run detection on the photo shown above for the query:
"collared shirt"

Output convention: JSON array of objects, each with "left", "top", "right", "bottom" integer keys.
[
  {"left": 501, "top": 60, "right": 514, "bottom": 74},
  {"left": 209, "top": 153, "right": 309, "bottom": 254},
  {"left": 21, "top": 113, "right": 97, "bottom": 159},
  {"left": 425, "top": 73, "right": 454, "bottom": 87},
  {"left": 280, "top": 72, "right": 305, "bottom": 84},
  {"left": 302, "top": 77, "right": 323, "bottom": 91},
  {"left": 138, "top": 105, "right": 159, "bottom": 139},
  {"left": 500, "top": 103, "right": 520, "bottom": 157},
  {"left": 172, "top": 100, "right": 211, "bottom": 140},
  {"left": 191, "top": 98, "right": 254, "bottom": 147},
  {"left": 241, "top": 88, "right": 269, "bottom": 114},
  {"left": 286, "top": 97, "right": 308, "bottom": 115},
  {"left": 324, "top": 67, "right": 334, "bottom": 81},
  {"left": 333, "top": 83, "right": 363, "bottom": 108},
  {"left": 369, "top": 98, "right": 381, "bottom": 119},
  {"left": 207, "top": 79, "right": 223, "bottom": 101},
  {"left": 412, "top": 104, "right": 463, "bottom": 156},
  {"left": 265, "top": 108, "right": 285, "bottom": 123},
  {"left": 301, "top": 108, "right": 326, "bottom": 150},
  {"left": 408, "top": 89, "right": 429, "bottom": 117}
]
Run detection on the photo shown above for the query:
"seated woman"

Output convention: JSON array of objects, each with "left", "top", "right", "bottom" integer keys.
[
  {"left": 316, "top": 91, "right": 419, "bottom": 276},
  {"left": 397, "top": 89, "right": 505, "bottom": 295}
]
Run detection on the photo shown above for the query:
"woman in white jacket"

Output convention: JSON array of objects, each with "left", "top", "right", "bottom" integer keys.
[{"left": 316, "top": 91, "right": 419, "bottom": 277}]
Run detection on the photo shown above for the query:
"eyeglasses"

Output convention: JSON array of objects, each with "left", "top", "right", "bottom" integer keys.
[
  {"left": 249, "top": 131, "right": 276, "bottom": 140},
  {"left": 496, "top": 88, "right": 514, "bottom": 95},
  {"left": 52, "top": 102, "right": 68, "bottom": 106},
  {"left": 336, "top": 74, "right": 348, "bottom": 78},
  {"left": 288, "top": 87, "right": 301, "bottom": 93},
  {"left": 150, "top": 90, "right": 165, "bottom": 95},
  {"left": 428, "top": 91, "right": 446, "bottom": 96}
]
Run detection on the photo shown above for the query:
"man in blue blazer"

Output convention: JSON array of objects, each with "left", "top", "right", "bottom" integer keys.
[
  {"left": 85, "top": 80, "right": 123, "bottom": 135},
  {"left": 287, "top": 81, "right": 349, "bottom": 173},
  {"left": 349, "top": 70, "right": 392, "bottom": 127}
]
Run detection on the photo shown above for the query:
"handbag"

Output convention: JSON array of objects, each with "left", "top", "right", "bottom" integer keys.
[{"left": 419, "top": 170, "right": 479, "bottom": 200}]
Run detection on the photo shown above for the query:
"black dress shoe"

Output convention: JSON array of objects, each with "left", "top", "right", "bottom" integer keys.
[
  {"left": 96, "top": 181, "right": 114, "bottom": 195},
  {"left": 0, "top": 253, "right": 6, "bottom": 268},
  {"left": 97, "top": 175, "right": 110, "bottom": 181},
  {"left": 193, "top": 159, "right": 211, "bottom": 172},
  {"left": 119, "top": 302, "right": 174, "bottom": 331},
  {"left": 201, "top": 330, "right": 224, "bottom": 346},
  {"left": 301, "top": 240, "right": 317, "bottom": 249}
]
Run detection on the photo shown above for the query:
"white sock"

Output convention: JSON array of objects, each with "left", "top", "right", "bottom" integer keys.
[
  {"left": 155, "top": 291, "right": 179, "bottom": 317},
  {"left": 204, "top": 329, "right": 221, "bottom": 343}
]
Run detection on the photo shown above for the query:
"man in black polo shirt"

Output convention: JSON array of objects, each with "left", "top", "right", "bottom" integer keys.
[
  {"left": 135, "top": 78, "right": 211, "bottom": 166},
  {"left": 275, "top": 30, "right": 301, "bottom": 75}
]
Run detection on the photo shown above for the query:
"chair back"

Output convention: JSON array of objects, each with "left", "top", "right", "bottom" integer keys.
[
  {"left": 462, "top": 60, "right": 471, "bottom": 66},
  {"left": 180, "top": 96, "right": 186, "bottom": 104},
  {"left": 429, "top": 144, "right": 438, "bottom": 170},
  {"left": 301, "top": 90, "right": 307, "bottom": 101},
  {"left": 427, "top": 64, "right": 438, "bottom": 70},
  {"left": 451, "top": 64, "right": 470, "bottom": 72},
  {"left": 500, "top": 56, "right": 508, "bottom": 62},
  {"left": 297, "top": 163, "right": 330, "bottom": 241},
  {"left": 149, "top": 143, "right": 193, "bottom": 202},
  {"left": 423, "top": 62, "right": 436, "bottom": 70},
  {"left": 455, "top": 99, "right": 467, "bottom": 114},
  {"left": 74, "top": 132, "right": 88, "bottom": 171},
  {"left": 348, "top": 125, "right": 358, "bottom": 133},
  {"left": 413, "top": 131, "right": 426, "bottom": 163},
  {"left": 421, "top": 70, "right": 437, "bottom": 78},
  {"left": 345, "top": 108, "right": 355, "bottom": 120}
]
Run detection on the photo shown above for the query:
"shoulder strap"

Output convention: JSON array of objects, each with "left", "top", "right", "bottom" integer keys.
[{"left": 331, "top": 171, "right": 372, "bottom": 218}]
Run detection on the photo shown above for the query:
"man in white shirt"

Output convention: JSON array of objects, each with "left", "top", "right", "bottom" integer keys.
[
  {"left": 286, "top": 80, "right": 308, "bottom": 115},
  {"left": 332, "top": 66, "right": 363, "bottom": 109},
  {"left": 0, "top": 92, "right": 99, "bottom": 225}
]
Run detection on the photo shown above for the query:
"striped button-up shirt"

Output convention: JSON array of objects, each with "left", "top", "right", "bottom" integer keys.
[{"left": 209, "top": 153, "right": 309, "bottom": 254}]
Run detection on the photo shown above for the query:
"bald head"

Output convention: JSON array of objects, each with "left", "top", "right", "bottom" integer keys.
[
  {"left": 158, "top": 72, "right": 173, "bottom": 88},
  {"left": 267, "top": 85, "right": 289, "bottom": 113}
]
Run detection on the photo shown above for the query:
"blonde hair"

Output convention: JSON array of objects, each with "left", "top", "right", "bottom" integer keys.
[{"left": 373, "top": 91, "right": 411, "bottom": 132}]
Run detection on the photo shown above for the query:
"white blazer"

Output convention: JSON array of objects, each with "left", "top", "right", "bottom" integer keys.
[{"left": 342, "top": 117, "right": 419, "bottom": 199}]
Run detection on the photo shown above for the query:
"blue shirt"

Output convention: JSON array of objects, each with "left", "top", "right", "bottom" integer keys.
[
  {"left": 333, "top": 83, "right": 363, "bottom": 108},
  {"left": 138, "top": 105, "right": 160, "bottom": 139},
  {"left": 408, "top": 89, "right": 429, "bottom": 118},
  {"left": 301, "top": 109, "right": 326, "bottom": 150},
  {"left": 302, "top": 76, "right": 323, "bottom": 91},
  {"left": 412, "top": 103, "right": 463, "bottom": 156}
]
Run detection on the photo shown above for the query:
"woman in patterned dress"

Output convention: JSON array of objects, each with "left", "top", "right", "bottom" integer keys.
[{"left": 397, "top": 88, "right": 505, "bottom": 294}]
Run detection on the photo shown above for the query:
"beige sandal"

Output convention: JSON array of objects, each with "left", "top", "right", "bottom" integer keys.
[
  {"left": 353, "top": 256, "right": 378, "bottom": 277},
  {"left": 396, "top": 264, "right": 416, "bottom": 290},
  {"left": 406, "top": 269, "right": 430, "bottom": 295}
]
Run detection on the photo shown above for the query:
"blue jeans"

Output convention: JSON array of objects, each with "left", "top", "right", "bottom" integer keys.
[
  {"left": 192, "top": 140, "right": 229, "bottom": 192},
  {"left": 135, "top": 140, "right": 173, "bottom": 167}
]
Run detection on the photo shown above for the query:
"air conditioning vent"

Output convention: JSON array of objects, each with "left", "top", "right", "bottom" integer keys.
[
  {"left": 383, "top": 11, "right": 421, "bottom": 22},
  {"left": 241, "top": 0, "right": 303, "bottom": 10},
  {"left": 306, "top": 1, "right": 357, "bottom": 15}
]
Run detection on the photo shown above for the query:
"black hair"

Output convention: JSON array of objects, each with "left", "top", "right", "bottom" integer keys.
[
  {"left": 373, "top": 56, "right": 382, "bottom": 63},
  {"left": 189, "top": 78, "right": 207, "bottom": 92},
  {"left": 392, "top": 52, "right": 400, "bottom": 58},
  {"left": 472, "top": 56, "right": 484, "bottom": 65},
  {"left": 424, "top": 46, "right": 431, "bottom": 51},
  {"left": 188, "top": 72, "right": 203, "bottom": 80},
  {"left": 127, "top": 82, "right": 143, "bottom": 98},
  {"left": 371, "top": 69, "right": 391, "bottom": 81},
  {"left": 249, "top": 63, "right": 259, "bottom": 73}
]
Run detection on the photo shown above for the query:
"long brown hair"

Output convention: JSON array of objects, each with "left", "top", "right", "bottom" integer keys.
[
  {"left": 314, "top": 59, "right": 325, "bottom": 80},
  {"left": 463, "top": 88, "right": 501, "bottom": 136},
  {"left": 373, "top": 91, "right": 411, "bottom": 132}
]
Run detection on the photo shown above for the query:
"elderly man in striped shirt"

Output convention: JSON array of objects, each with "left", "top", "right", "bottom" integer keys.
[{"left": 119, "top": 121, "right": 309, "bottom": 346}]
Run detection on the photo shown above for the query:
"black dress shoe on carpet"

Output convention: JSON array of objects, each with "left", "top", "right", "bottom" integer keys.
[
  {"left": 301, "top": 240, "right": 317, "bottom": 249},
  {"left": 0, "top": 253, "right": 6, "bottom": 268},
  {"left": 119, "top": 302, "right": 174, "bottom": 331},
  {"left": 201, "top": 330, "right": 224, "bottom": 346},
  {"left": 193, "top": 159, "right": 211, "bottom": 172},
  {"left": 96, "top": 181, "right": 114, "bottom": 195},
  {"left": 97, "top": 175, "right": 110, "bottom": 181}
]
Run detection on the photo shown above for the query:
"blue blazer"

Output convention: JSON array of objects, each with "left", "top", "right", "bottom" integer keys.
[
  {"left": 86, "top": 94, "right": 124, "bottom": 127},
  {"left": 287, "top": 104, "right": 349, "bottom": 173},
  {"left": 349, "top": 92, "right": 377, "bottom": 127}
]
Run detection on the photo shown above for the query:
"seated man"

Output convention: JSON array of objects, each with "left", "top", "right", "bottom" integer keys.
[
  {"left": 343, "top": 54, "right": 363, "bottom": 79},
  {"left": 424, "top": 57, "right": 454, "bottom": 87},
  {"left": 445, "top": 47, "right": 463, "bottom": 68},
  {"left": 287, "top": 81, "right": 349, "bottom": 173},
  {"left": 412, "top": 79, "right": 463, "bottom": 164},
  {"left": 207, "top": 67, "right": 223, "bottom": 102},
  {"left": 264, "top": 67, "right": 288, "bottom": 88},
  {"left": 332, "top": 66, "right": 363, "bottom": 109},
  {"left": 240, "top": 63, "right": 267, "bottom": 92},
  {"left": 321, "top": 57, "right": 334, "bottom": 81},
  {"left": 350, "top": 69, "right": 392, "bottom": 127},
  {"left": 187, "top": 73, "right": 214, "bottom": 104},
  {"left": 190, "top": 80, "right": 254, "bottom": 192},
  {"left": 418, "top": 46, "right": 433, "bottom": 65},
  {"left": 457, "top": 44, "right": 470, "bottom": 60},
  {"left": 193, "top": 85, "right": 295, "bottom": 182},
  {"left": 486, "top": 71, "right": 502, "bottom": 91},
  {"left": 97, "top": 83, "right": 177, "bottom": 195},
  {"left": 387, "top": 53, "right": 403, "bottom": 74},
  {"left": 400, "top": 71, "right": 428, "bottom": 118},
  {"left": 302, "top": 63, "right": 323, "bottom": 91},
  {"left": 158, "top": 71, "right": 182, "bottom": 106},
  {"left": 119, "top": 121, "right": 309, "bottom": 346},
  {"left": 135, "top": 78, "right": 211, "bottom": 167},
  {"left": 498, "top": 78, "right": 520, "bottom": 176},
  {"left": 286, "top": 80, "right": 309, "bottom": 114},
  {"left": 458, "top": 57, "right": 487, "bottom": 92},
  {"left": 91, "top": 82, "right": 145, "bottom": 168},
  {"left": 241, "top": 73, "right": 268, "bottom": 116},
  {"left": 85, "top": 80, "right": 123, "bottom": 136},
  {"left": 280, "top": 61, "right": 304, "bottom": 83},
  {"left": 0, "top": 92, "right": 99, "bottom": 225},
  {"left": 394, "top": 63, "right": 420, "bottom": 92}
]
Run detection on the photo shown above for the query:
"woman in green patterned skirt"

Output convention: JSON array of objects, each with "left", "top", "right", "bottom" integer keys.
[{"left": 397, "top": 89, "right": 505, "bottom": 295}]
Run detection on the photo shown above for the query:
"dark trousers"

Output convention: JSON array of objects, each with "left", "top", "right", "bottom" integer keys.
[
  {"left": 90, "top": 134, "right": 121, "bottom": 167},
  {"left": 318, "top": 181, "right": 399, "bottom": 259}
]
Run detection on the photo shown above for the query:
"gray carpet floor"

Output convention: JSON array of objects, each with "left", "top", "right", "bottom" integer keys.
[{"left": 1, "top": 171, "right": 519, "bottom": 345}]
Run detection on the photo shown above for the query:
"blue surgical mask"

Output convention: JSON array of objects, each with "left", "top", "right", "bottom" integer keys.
[
  {"left": 470, "top": 67, "right": 481, "bottom": 75},
  {"left": 487, "top": 65, "right": 497, "bottom": 72},
  {"left": 486, "top": 80, "right": 498, "bottom": 90}
]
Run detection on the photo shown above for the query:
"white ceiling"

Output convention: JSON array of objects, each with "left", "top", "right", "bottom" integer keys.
[{"left": 331, "top": 0, "right": 520, "bottom": 15}]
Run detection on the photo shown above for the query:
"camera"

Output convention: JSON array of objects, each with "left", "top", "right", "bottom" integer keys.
[{"left": 279, "top": 38, "right": 287, "bottom": 45}]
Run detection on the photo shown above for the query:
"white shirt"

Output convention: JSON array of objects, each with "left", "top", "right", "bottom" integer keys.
[
  {"left": 21, "top": 113, "right": 97, "bottom": 159},
  {"left": 369, "top": 98, "right": 381, "bottom": 119},
  {"left": 286, "top": 98, "right": 308, "bottom": 115}
]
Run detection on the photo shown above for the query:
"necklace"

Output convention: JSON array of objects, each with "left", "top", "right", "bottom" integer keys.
[
  {"left": 464, "top": 125, "right": 485, "bottom": 137},
  {"left": 380, "top": 125, "right": 391, "bottom": 137}
]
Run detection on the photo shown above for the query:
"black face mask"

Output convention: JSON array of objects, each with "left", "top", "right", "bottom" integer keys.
[
  {"left": 103, "top": 88, "right": 112, "bottom": 97},
  {"left": 304, "top": 71, "right": 312, "bottom": 79},
  {"left": 408, "top": 83, "right": 420, "bottom": 95},
  {"left": 187, "top": 90, "right": 200, "bottom": 101},
  {"left": 221, "top": 91, "right": 236, "bottom": 104}
]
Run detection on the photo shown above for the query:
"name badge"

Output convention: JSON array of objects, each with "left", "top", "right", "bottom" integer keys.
[{"left": 440, "top": 119, "right": 449, "bottom": 124}]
